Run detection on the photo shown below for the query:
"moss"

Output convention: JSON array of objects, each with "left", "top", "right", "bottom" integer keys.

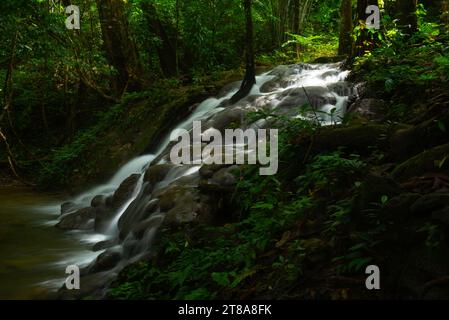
[{"left": 392, "top": 143, "right": 449, "bottom": 180}]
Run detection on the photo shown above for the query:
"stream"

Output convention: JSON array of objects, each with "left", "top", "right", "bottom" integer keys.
[{"left": 0, "top": 187, "right": 101, "bottom": 299}]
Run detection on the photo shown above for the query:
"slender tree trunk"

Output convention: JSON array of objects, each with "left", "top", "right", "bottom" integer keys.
[
  {"left": 338, "top": 0, "right": 353, "bottom": 55},
  {"left": 292, "top": 0, "right": 301, "bottom": 58},
  {"left": 96, "top": 0, "right": 141, "bottom": 96},
  {"left": 175, "top": 0, "right": 180, "bottom": 75},
  {"left": 396, "top": 0, "right": 418, "bottom": 35},
  {"left": 0, "top": 31, "right": 21, "bottom": 180},
  {"left": 353, "top": 0, "right": 379, "bottom": 57},
  {"left": 141, "top": 0, "right": 178, "bottom": 77},
  {"left": 442, "top": 0, "right": 449, "bottom": 25},
  {"left": 231, "top": 0, "right": 256, "bottom": 104}
]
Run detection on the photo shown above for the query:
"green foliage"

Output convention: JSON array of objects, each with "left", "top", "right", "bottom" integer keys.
[{"left": 295, "top": 151, "right": 365, "bottom": 195}]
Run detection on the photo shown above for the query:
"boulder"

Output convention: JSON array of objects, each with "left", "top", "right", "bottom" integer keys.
[
  {"left": 217, "top": 81, "right": 242, "bottom": 98},
  {"left": 94, "top": 205, "right": 114, "bottom": 232},
  {"left": 88, "top": 249, "right": 122, "bottom": 274},
  {"left": 154, "top": 184, "right": 214, "bottom": 227},
  {"left": 144, "top": 163, "right": 174, "bottom": 185},
  {"left": 60, "top": 201, "right": 77, "bottom": 215},
  {"left": 206, "top": 106, "right": 246, "bottom": 131},
  {"left": 91, "top": 195, "right": 107, "bottom": 208},
  {"left": 156, "top": 185, "right": 199, "bottom": 212},
  {"left": 392, "top": 143, "right": 449, "bottom": 180},
  {"left": 210, "top": 166, "right": 238, "bottom": 186},
  {"left": 56, "top": 207, "right": 96, "bottom": 230},
  {"left": 109, "top": 174, "right": 140, "bottom": 209},
  {"left": 277, "top": 86, "right": 336, "bottom": 111},
  {"left": 199, "top": 164, "right": 229, "bottom": 178},
  {"left": 347, "top": 98, "right": 386, "bottom": 121},
  {"left": 131, "top": 214, "right": 164, "bottom": 240},
  {"left": 327, "top": 81, "right": 353, "bottom": 97},
  {"left": 164, "top": 199, "right": 212, "bottom": 226},
  {"left": 93, "top": 238, "right": 118, "bottom": 252},
  {"left": 118, "top": 198, "right": 160, "bottom": 240},
  {"left": 57, "top": 271, "right": 115, "bottom": 300}
]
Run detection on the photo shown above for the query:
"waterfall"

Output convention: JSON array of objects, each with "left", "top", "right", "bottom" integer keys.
[{"left": 55, "top": 62, "right": 354, "bottom": 292}]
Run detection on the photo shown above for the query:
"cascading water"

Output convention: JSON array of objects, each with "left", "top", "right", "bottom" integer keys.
[{"left": 54, "top": 62, "right": 354, "bottom": 297}]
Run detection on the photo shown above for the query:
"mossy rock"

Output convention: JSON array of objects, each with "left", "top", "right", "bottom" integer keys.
[
  {"left": 311, "top": 123, "right": 391, "bottom": 154},
  {"left": 390, "top": 115, "right": 449, "bottom": 162},
  {"left": 392, "top": 143, "right": 449, "bottom": 180}
]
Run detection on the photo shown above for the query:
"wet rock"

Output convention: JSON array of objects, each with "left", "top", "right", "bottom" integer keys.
[
  {"left": 164, "top": 198, "right": 212, "bottom": 226},
  {"left": 56, "top": 207, "right": 96, "bottom": 230},
  {"left": 199, "top": 164, "right": 229, "bottom": 178},
  {"left": 217, "top": 81, "right": 241, "bottom": 98},
  {"left": 118, "top": 198, "right": 159, "bottom": 240},
  {"left": 144, "top": 164, "right": 174, "bottom": 185},
  {"left": 93, "top": 238, "right": 118, "bottom": 252},
  {"left": 110, "top": 174, "right": 140, "bottom": 209},
  {"left": 347, "top": 98, "right": 386, "bottom": 121},
  {"left": 122, "top": 239, "right": 139, "bottom": 258},
  {"left": 327, "top": 81, "right": 353, "bottom": 97},
  {"left": 61, "top": 201, "right": 76, "bottom": 215},
  {"left": 268, "top": 65, "right": 291, "bottom": 77},
  {"left": 154, "top": 184, "right": 214, "bottom": 226},
  {"left": 411, "top": 194, "right": 449, "bottom": 214},
  {"left": 259, "top": 77, "right": 281, "bottom": 93},
  {"left": 206, "top": 107, "right": 246, "bottom": 131},
  {"left": 211, "top": 166, "right": 238, "bottom": 186},
  {"left": 57, "top": 271, "right": 115, "bottom": 300},
  {"left": 156, "top": 185, "right": 198, "bottom": 212},
  {"left": 199, "top": 166, "right": 239, "bottom": 193},
  {"left": 131, "top": 215, "right": 164, "bottom": 240},
  {"left": 88, "top": 249, "right": 121, "bottom": 274},
  {"left": 321, "top": 70, "right": 340, "bottom": 78},
  {"left": 91, "top": 195, "right": 107, "bottom": 208},
  {"left": 278, "top": 86, "right": 336, "bottom": 110},
  {"left": 94, "top": 205, "right": 114, "bottom": 232}
]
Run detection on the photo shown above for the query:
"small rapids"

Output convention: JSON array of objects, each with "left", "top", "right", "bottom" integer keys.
[{"left": 48, "top": 62, "right": 355, "bottom": 296}]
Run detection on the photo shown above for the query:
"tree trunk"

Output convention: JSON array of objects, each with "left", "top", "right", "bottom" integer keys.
[
  {"left": 353, "top": 0, "right": 379, "bottom": 57},
  {"left": 442, "top": 0, "right": 449, "bottom": 25},
  {"left": 338, "top": 0, "right": 353, "bottom": 55},
  {"left": 141, "top": 0, "right": 178, "bottom": 77},
  {"left": 292, "top": 0, "right": 301, "bottom": 58},
  {"left": 96, "top": 0, "right": 141, "bottom": 96},
  {"left": 231, "top": 0, "right": 256, "bottom": 104},
  {"left": 396, "top": 0, "right": 418, "bottom": 35}
]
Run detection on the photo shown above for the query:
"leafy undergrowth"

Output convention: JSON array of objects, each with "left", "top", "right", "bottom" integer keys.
[{"left": 352, "top": 22, "right": 449, "bottom": 123}]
